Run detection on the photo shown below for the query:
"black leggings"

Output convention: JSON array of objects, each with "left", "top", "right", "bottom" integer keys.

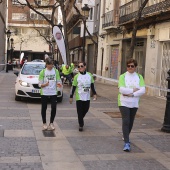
[
  {"left": 41, "top": 95, "right": 57, "bottom": 124},
  {"left": 119, "top": 106, "right": 138, "bottom": 143},
  {"left": 76, "top": 100, "right": 90, "bottom": 127}
]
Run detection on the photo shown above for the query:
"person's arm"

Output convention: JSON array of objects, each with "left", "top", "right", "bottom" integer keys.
[
  {"left": 70, "top": 86, "right": 76, "bottom": 98},
  {"left": 69, "top": 74, "right": 78, "bottom": 104},
  {"left": 133, "top": 75, "right": 145, "bottom": 97},
  {"left": 38, "top": 69, "right": 49, "bottom": 88},
  {"left": 118, "top": 74, "right": 133, "bottom": 95},
  {"left": 91, "top": 83, "right": 96, "bottom": 95},
  {"left": 56, "top": 69, "right": 62, "bottom": 85},
  {"left": 133, "top": 87, "right": 145, "bottom": 97}
]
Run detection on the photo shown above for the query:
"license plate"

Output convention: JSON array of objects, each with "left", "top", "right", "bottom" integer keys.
[{"left": 32, "top": 89, "right": 40, "bottom": 93}]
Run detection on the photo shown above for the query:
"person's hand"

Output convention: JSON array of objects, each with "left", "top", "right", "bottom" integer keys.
[
  {"left": 123, "top": 93, "right": 134, "bottom": 97},
  {"left": 133, "top": 88, "right": 140, "bottom": 92},
  {"left": 93, "top": 94, "right": 97, "bottom": 101},
  {"left": 57, "top": 83, "right": 62, "bottom": 88},
  {"left": 43, "top": 81, "right": 49, "bottom": 87},
  {"left": 69, "top": 98, "right": 73, "bottom": 104}
]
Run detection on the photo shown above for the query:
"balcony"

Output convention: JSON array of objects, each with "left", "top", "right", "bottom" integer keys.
[
  {"left": 102, "top": 10, "right": 119, "bottom": 29},
  {"left": 119, "top": 0, "right": 170, "bottom": 25},
  {"left": 68, "top": 36, "right": 82, "bottom": 50}
]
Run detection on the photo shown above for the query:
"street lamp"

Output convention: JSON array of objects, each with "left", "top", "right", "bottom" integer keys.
[
  {"left": 81, "top": 4, "right": 90, "bottom": 62},
  {"left": 161, "top": 70, "right": 170, "bottom": 133},
  {"left": 6, "top": 30, "right": 12, "bottom": 73}
]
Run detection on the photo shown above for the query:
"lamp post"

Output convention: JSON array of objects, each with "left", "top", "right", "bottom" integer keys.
[
  {"left": 81, "top": 4, "right": 90, "bottom": 62},
  {"left": 6, "top": 30, "right": 12, "bottom": 73},
  {"left": 10, "top": 38, "right": 14, "bottom": 64},
  {"left": 161, "top": 70, "right": 170, "bottom": 133}
]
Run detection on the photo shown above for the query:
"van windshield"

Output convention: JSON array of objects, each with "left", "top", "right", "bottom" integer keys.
[{"left": 21, "top": 64, "right": 45, "bottom": 75}]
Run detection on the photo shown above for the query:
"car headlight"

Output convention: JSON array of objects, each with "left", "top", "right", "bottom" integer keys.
[{"left": 19, "top": 80, "right": 30, "bottom": 87}]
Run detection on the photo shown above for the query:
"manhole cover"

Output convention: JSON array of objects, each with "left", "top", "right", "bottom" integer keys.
[
  {"left": 104, "top": 112, "right": 143, "bottom": 118},
  {"left": 42, "top": 130, "right": 56, "bottom": 137}
]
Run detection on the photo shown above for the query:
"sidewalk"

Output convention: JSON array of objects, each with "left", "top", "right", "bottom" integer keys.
[{"left": 0, "top": 70, "right": 170, "bottom": 170}]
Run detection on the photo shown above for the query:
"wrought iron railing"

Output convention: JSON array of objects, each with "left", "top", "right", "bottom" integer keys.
[
  {"left": 102, "top": 10, "right": 119, "bottom": 28},
  {"left": 119, "top": 0, "right": 170, "bottom": 24}
]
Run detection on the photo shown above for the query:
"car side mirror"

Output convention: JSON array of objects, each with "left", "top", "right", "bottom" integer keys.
[{"left": 14, "top": 71, "right": 19, "bottom": 76}]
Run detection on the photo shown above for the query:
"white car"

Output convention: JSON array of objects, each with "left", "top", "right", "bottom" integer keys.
[{"left": 14, "top": 61, "right": 63, "bottom": 102}]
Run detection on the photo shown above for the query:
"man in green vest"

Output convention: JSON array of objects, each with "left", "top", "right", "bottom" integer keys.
[{"left": 60, "top": 64, "right": 72, "bottom": 85}]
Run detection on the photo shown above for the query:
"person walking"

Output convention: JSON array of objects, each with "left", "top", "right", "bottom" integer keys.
[
  {"left": 118, "top": 58, "right": 145, "bottom": 152},
  {"left": 69, "top": 61, "right": 97, "bottom": 131},
  {"left": 39, "top": 58, "right": 62, "bottom": 130}
]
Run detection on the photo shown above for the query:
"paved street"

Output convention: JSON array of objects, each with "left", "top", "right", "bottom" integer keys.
[{"left": 0, "top": 70, "right": 170, "bottom": 170}]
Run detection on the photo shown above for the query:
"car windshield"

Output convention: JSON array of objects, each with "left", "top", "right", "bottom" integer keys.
[{"left": 21, "top": 64, "right": 45, "bottom": 75}]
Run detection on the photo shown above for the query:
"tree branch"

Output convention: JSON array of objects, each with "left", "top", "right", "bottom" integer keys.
[{"left": 73, "top": 0, "right": 97, "bottom": 45}]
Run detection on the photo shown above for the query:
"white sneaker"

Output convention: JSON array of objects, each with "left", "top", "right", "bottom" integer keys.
[
  {"left": 42, "top": 123, "right": 48, "bottom": 130},
  {"left": 48, "top": 123, "right": 55, "bottom": 130}
]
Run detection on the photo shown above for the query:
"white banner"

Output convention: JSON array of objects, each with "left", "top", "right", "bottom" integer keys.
[{"left": 53, "top": 26, "right": 67, "bottom": 65}]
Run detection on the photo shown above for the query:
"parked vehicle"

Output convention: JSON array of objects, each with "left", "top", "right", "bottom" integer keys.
[{"left": 14, "top": 62, "right": 63, "bottom": 102}]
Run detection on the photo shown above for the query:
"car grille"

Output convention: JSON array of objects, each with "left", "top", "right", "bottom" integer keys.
[
  {"left": 26, "top": 92, "right": 41, "bottom": 97},
  {"left": 32, "top": 84, "right": 40, "bottom": 89}
]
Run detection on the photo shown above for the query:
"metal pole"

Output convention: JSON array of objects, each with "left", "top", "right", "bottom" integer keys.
[
  {"left": 6, "top": 38, "right": 10, "bottom": 73},
  {"left": 161, "top": 69, "right": 170, "bottom": 133},
  {"left": 82, "top": 19, "right": 86, "bottom": 62}
]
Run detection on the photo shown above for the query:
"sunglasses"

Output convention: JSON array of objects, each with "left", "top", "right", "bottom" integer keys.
[
  {"left": 127, "top": 65, "right": 135, "bottom": 68},
  {"left": 78, "top": 65, "right": 84, "bottom": 68}
]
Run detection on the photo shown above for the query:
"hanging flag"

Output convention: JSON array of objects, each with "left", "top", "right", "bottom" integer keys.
[{"left": 52, "top": 26, "right": 67, "bottom": 65}]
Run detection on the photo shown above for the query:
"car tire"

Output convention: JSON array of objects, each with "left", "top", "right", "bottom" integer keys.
[
  {"left": 57, "top": 93, "right": 63, "bottom": 103},
  {"left": 15, "top": 95, "right": 21, "bottom": 101}
]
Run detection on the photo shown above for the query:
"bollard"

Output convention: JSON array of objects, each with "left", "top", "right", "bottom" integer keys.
[{"left": 161, "top": 69, "right": 170, "bottom": 133}]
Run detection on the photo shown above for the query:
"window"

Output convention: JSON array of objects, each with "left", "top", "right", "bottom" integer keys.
[
  {"left": 89, "top": 8, "right": 93, "bottom": 20},
  {"left": 12, "top": 0, "right": 26, "bottom": 5},
  {"left": 103, "top": 0, "right": 106, "bottom": 15},
  {"left": 35, "top": 0, "right": 41, "bottom": 5},
  {"left": 77, "top": 0, "right": 82, "bottom": 3},
  {"left": 12, "top": 13, "right": 27, "bottom": 21},
  {"left": 96, "top": 4, "right": 100, "bottom": 21}
]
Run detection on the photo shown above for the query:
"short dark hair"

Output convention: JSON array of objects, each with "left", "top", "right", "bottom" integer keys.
[
  {"left": 126, "top": 58, "right": 137, "bottom": 67},
  {"left": 45, "top": 58, "right": 54, "bottom": 65},
  {"left": 78, "top": 61, "right": 86, "bottom": 66}
]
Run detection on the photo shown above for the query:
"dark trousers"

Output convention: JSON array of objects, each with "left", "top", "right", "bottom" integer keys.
[
  {"left": 76, "top": 100, "right": 90, "bottom": 127},
  {"left": 119, "top": 106, "right": 138, "bottom": 143},
  {"left": 41, "top": 95, "right": 57, "bottom": 124}
]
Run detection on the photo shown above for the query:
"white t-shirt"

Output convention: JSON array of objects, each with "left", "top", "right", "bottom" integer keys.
[
  {"left": 42, "top": 68, "right": 57, "bottom": 95},
  {"left": 73, "top": 72, "right": 94, "bottom": 101}
]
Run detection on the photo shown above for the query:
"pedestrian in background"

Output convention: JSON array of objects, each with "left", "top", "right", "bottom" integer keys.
[
  {"left": 69, "top": 61, "right": 97, "bottom": 131},
  {"left": 118, "top": 58, "right": 145, "bottom": 152},
  {"left": 39, "top": 58, "right": 62, "bottom": 130}
]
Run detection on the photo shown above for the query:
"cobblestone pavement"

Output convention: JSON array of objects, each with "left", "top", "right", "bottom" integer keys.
[{"left": 0, "top": 70, "right": 170, "bottom": 170}]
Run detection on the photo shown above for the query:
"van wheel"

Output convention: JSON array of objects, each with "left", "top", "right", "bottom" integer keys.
[{"left": 15, "top": 95, "right": 21, "bottom": 101}]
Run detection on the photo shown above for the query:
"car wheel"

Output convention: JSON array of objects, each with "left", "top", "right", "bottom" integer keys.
[
  {"left": 57, "top": 93, "right": 63, "bottom": 102},
  {"left": 15, "top": 95, "right": 21, "bottom": 101}
]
